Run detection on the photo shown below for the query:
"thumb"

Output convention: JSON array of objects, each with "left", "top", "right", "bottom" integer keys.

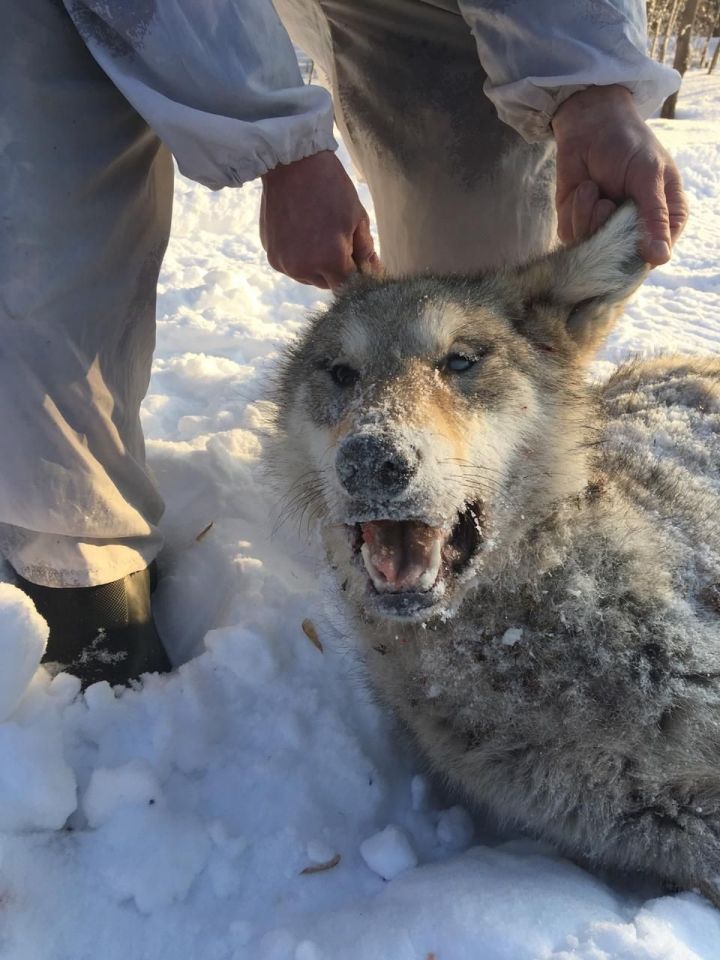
[
  {"left": 628, "top": 170, "right": 672, "bottom": 265},
  {"left": 352, "top": 217, "right": 383, "bottom": 277}
]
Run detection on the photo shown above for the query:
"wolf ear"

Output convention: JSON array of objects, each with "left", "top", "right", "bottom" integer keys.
[{"left": 510, "top": 204, "right": 649, "bottom": 358}]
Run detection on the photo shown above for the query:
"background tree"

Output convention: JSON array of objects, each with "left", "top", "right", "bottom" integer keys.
[
  {"left": 661, "top": 0, "right": 702, "bottom": 117},
  {"left": 659, "top": 0, "right": 685, "bottom": 62},
  {"left": 709, "top": 33, "right": 720, "bottom": 71},
  {"left": 696, "top": 2, "right": 720, "bottom": 66}
]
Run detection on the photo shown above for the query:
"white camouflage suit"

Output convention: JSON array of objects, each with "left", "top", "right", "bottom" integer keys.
[{"left": 0, "top": 0, "right": 678, "bottom": 588}]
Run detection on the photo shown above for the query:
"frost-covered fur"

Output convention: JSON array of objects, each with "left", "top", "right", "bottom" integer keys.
[{"left": 268, "top": 206, "right": 720, "bottom": 901}]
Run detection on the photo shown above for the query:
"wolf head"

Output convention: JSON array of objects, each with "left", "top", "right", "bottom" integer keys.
[{"left": 268, "top": 205, "right": 648, "bottom": 623}]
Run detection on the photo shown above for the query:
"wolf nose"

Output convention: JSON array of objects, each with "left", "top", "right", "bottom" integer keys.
[{"left": 336, "top": 435, "right": 416, "bottom": 498}]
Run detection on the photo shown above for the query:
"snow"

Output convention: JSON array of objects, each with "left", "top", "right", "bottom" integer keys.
[
  {"left": 82, "top": 759, "right": 162, "bottom": 827},
  {"left": 0, "top": 583, "right": 48, "bottom": 722},
  {"left": 0, "top": 714, "right": 76, "bottom": 832},
  {"left": 91, "top": 803, "right": 212, "bottom": 914},
  {"left": 360, "top": 825, "right": 418, "bottom": 880},
  {"left": 500, "top": 626, "right": 523, "bottom": 647},
  {"left": 0, "top": 69, "right": 719, "bottom": 958}
]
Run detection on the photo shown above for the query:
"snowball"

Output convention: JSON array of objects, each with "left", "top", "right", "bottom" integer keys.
[
  {"left": 82, "top": 760, "right": 162, "bottom": 828},
  {"left": 306, "top": 839, "right": 335, "bottom": 865},
  {"left": 436, "top": 806, "right": 475, "bottom": 851},
  {"left": 360, "top": 825, "right": 418, "bottom": 881},
  {"left": 0, "top": 717, "right": 76, "bottom": 831},
  {"left": 48, "top": 672, "right": 82, "bottom": 707},
  {"left": 0, "top": 583, "right": 49, "bottom": 722},
  {"left": 84, "top": 680, "right": 116, "bottom": 712},
  {"left": 500, "top": 627, "right": 523, "bottom": 646}
]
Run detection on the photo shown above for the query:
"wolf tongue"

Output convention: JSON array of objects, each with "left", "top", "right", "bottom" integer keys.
[{"left": 361, "top": 520, "right": 443, "bottom": 590}]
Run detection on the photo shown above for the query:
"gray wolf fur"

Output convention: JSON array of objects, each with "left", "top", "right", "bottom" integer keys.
[{"left": 268, "top": 206, "right": 720, "bottom": 901}]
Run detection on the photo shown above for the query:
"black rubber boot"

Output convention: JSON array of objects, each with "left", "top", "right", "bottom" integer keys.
[{"left": 15, "top": 565, "right": 171, "bottom": 688}]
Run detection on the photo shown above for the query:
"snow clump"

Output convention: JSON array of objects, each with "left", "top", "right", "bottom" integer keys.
[
  {"left": 0, "top": 582, "right": 49, "bottom": 721},
  {"left": 360, "top": 825, "right": 418, "bottom": 880}
]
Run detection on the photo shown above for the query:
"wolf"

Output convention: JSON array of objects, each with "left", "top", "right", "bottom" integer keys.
[{"left": 267, "top": 205, "right": 720, "bottom": 902}]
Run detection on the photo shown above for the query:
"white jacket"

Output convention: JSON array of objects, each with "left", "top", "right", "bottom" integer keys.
[
  {"left": 459, "top": 0, "right": 680, "bottom": 141},
  {"left": 65, "top": 0, "right": 680, "bottom": 187},
  {"left": 64, "top": 0, "right": 337, "bottom": 189}
]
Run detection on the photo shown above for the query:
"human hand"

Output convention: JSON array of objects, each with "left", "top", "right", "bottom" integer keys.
[
  {"left": 551, "top": 85, "right": 688, "bottom": 265},
  {"left": 260, "top": 150, "right": 381, "bottom": 289}
]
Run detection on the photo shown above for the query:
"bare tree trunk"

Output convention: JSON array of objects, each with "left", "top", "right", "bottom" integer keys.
[
  {"left": 699, "top": 13, "right": 720, "bottom": 66},
  {"left": 698, "top": 2, "right": 720, "bottom": 70},
  {"left": 709, "top": 36, "right": 720, "bottom": 72},
  {"left": 661, "top": 0, "right": 702, "bottom": 118},
  {"left": 648, "top": 0, "right": 666, "bottom": 58},
  {"left": 658, "top": 0, "right": 684, "bottom": 61},
  {"left": 698, "top": 34, "right": 710, "bottom": 67}
]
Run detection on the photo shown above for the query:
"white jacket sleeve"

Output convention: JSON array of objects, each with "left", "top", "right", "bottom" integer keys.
[
  {"left": 457, "top": 0, "right": 681, "bottom": 142},
  {"left": 64, "top": 0, "right": 337, "bottom": 189}
]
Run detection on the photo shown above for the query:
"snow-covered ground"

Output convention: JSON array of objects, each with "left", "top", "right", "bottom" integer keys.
[{"left": 1, "top": 70, "right": 720, "bottom": 960}]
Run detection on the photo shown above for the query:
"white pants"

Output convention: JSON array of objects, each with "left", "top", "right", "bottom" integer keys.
[
  {"left": 0, "top": 0, "right": 555, "bottom": 587},
  {"left": 0, "top": 0, "right": 174, "bottom": 586}
]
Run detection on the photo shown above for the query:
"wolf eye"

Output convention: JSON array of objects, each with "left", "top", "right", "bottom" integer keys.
[
  {"left": 329, "top": 363, "right": 359, "bottom": 388},
  {"left": 445, "top": 353, "right": 477, "bottom": 373}
]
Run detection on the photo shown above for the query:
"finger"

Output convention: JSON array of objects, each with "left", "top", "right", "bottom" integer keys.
[
  {"left": 323, "top": 238, "right": 362, "bottom": 290},
  {"left": 354, "top": 251, "right": 385, "bottom": 282},
  {"left": 352, "top": 219, "right": 385, "bottom": 279},
  {"left": 321, "top": 247, "right": 357, "bottom": 289},
  {"left": 351, "top": 215, "right": 375, "bottom": 263},
  {"left": 355, "top": 250, "right": 385, "bottom": 279},
  {"left": 571, "top": 180, "right": 599, "bottom": 242},
  {"left": 590, "top": 198, "right": 617, "bottom": 235},
  {"left": 282, "top": 237, "right": 355, "bottom": 290},
  {"left": 555, "top": 143, "right": 591, "bottom": 244},
  {"left": 629, "top": 165, "right": 672, "bottom": 265},
  {"left": 664, "top": 166, "right": 688, "bottom": 245}
]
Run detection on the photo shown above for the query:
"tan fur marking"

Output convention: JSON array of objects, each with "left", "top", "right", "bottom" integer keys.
[
  {"left": 329, "top": 416, "right": 354, "bottom": 445},
  {"left": 372, "top": 360, "right": 471, "bottom": 463}
]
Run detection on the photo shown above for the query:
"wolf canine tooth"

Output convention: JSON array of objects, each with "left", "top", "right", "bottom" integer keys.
[
  {"left": 361, "top": 542, "right": 391, "bottom": 592},
  {"left": 417, "top": 538, "right": 442, "bottom": 590}
]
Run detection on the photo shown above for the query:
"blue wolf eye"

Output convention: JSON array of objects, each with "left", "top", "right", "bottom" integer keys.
[
  {"left": 330, "top": 364, "right": 359, "bottom": 388},
  {"left": 446, "top": 353, "right": 477, "bottom": 373}
]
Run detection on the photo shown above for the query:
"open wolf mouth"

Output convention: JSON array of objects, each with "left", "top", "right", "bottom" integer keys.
[{"left": 349, "top": 501, "right": 484, "bottom": 617}]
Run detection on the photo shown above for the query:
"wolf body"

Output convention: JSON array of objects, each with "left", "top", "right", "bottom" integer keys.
[{"left": 268, "top": 207, "right": 720, "bottom": 899}]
